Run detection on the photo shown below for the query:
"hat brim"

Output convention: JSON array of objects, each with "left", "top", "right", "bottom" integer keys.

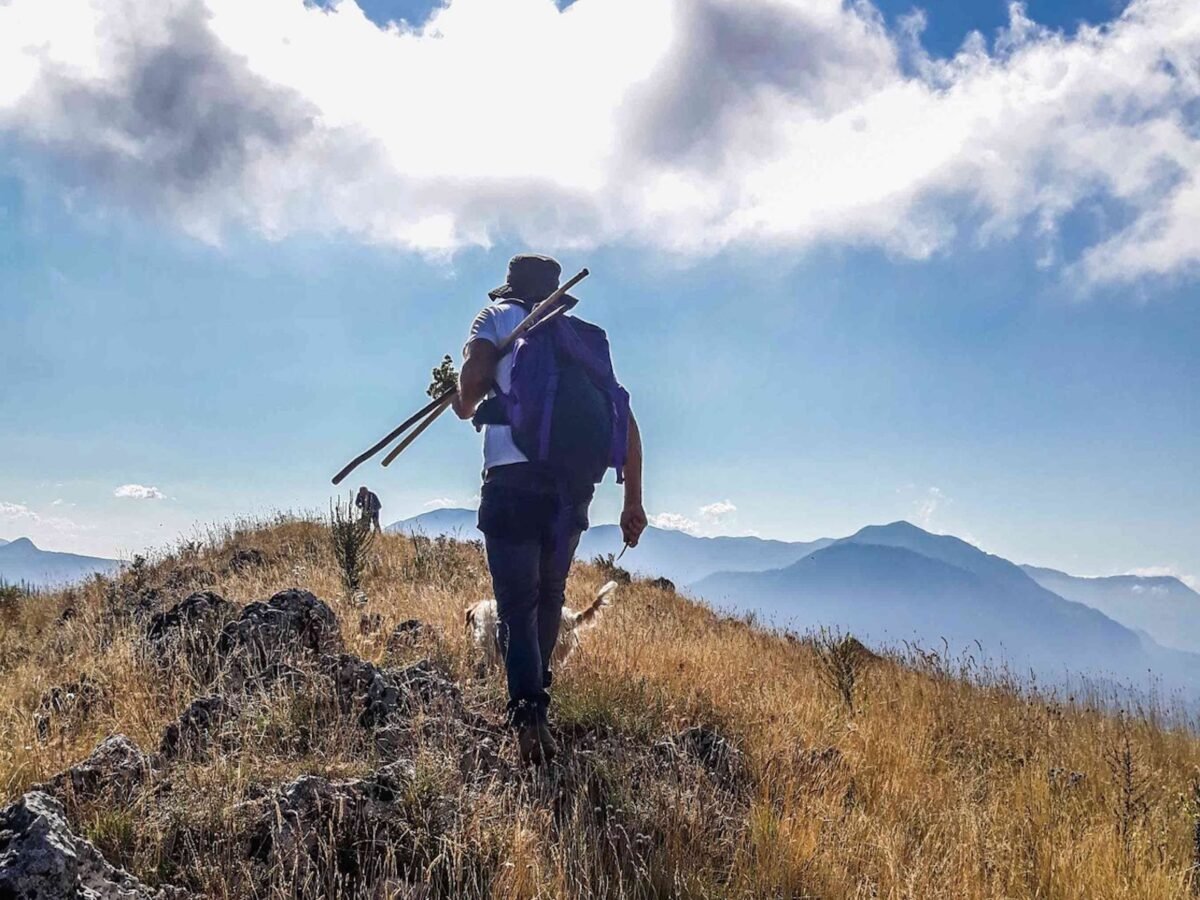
[{"left": 488, "top": 283, "right": 577, "bottom": 306}]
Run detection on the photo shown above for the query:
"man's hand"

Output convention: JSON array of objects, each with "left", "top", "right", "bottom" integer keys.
[
  {"left": 453, "top": 339, "right": 499, "bottom": 420},
  {"left": 620, "top": 502, "right": 647, "bottom": 548}
]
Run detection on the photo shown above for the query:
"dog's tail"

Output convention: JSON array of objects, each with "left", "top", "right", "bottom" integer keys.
[{"left": 575, "top": 580, "right": 619, "bottom": 626}]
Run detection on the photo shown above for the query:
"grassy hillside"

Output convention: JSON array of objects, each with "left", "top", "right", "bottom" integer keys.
[{"left": 2, "top": 515, "right": 1200, "bottom": 898}]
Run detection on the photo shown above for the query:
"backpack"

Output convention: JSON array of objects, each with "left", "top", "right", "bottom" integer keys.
[{"left": 474, "top": 304, "right": 630, "bottom": 487}]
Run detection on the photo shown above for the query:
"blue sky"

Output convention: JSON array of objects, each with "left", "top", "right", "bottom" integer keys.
[{"left": 0, "top": 0, "right": 1196, "bottom": 586}]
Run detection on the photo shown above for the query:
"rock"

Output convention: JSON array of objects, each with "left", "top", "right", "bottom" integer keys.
[
  {"left": 147, "top": 590, "right": 233, "bottom": 643},
  {"left": 656, "top": 726, "right": 743, "bottom": 786},
  {"left": 34, "top": 674, "right": 107, "bottom": 742},
  {"left": 159, "top": 695, "right": 236, "bottom": 761},
  {"left": 34, "top": 734, "right": 151, "bottom": 803},
  {"left": 386, "top": 658, "right": 461, "bottom": 711},
  {"left": 385, "top": 618, "right": 425, "bottom": 652},
  {"left": 227, "top": 548, "right": 267, "bottom": 573},
  {"left": 217, "top": 589, "right": 342, "bottom": 688},
  {"left": 645, "top": 576, "right": 676, "bottom": 593},
  {"left": 321, "top": 654, "right": 461, "bottom": 729},
  {"left": 321, "top": 654, "right": 402, "bottom": 729},
  {"left": 146, "top": 591, "right": 235, "bottom": 683},
  {"left": 0, "top": 791, "right": 186, "bottom": 899},
  {"left": 244, "top": 765, "right": 438, "bottom": 890},
  {"left": 107, "top": 583, "right": 164, "bottom": 622}
]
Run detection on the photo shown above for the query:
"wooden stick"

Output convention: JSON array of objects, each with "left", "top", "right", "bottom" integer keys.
[
  {"left": 379, "top": 392, "right": 454, "bottom": 467},
  {"left": 331, "top": 391, "right": 455, "bottom": 485},
  {"left": 519, "top": 301, "right": 570, "bottom": 339},
  {"left": 493, "top": 268, "right": 588, "bottom": 354}
]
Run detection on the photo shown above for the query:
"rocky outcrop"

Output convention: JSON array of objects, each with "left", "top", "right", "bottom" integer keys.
[
  {"left": 242, "top": 761, "right": 445, "bottom": 891},
  {"left": 147, "top": 590, "right": 233, "bottom": 642},
  {"left": 321, "top": 653, "right": 403, "bottom": 729},
  {"left": 0, "top": 791, "right": 186, "bottom": 899},
  {"left": 216, "top": 589, "right": 341, "bottom": 689},
  {"left": 227, "top": 548, "right": 267, "bottom": 573},
  {"left": 146, "top": 591, "right": 235, "bottom": 681},
  {"left": 159, "top": 695, "right": 236, "bottom": 761},
  {"left": 388, "top": 658, "right": 461, "bottom": 710},
  {"left": 34, "top": 734, "right": 151, "bottom": 803},
  {"left": 321, "top": 654, "right": 462, "bottom": 731}
]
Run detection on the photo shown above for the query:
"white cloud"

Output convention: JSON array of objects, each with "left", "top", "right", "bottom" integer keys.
[
  {"left": 1, "top": 0, "right": 1199, "bottom": 284},
  {"left": 699, "top": 500, "right": 737, "bottom": 523},
  {"left": 648, "top": 512, "right": 700, "bottom": 535},
  {"left": 422, "top": 497, "right": 456, "bottom": 510},
  {"left": 113, "top": 484, "right": 165, "bottom": 500},
  {"left": 1128, "top": 566, "right": 1199, "bottom": 590},
  {"left": 0, "top": 502, "right": 38, "bottom": 521},
  {"left": 0, "top": 500, "right": 83, "bottom": 533}
]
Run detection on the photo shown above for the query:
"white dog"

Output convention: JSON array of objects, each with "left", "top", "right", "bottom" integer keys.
[{"left": 466, "top": 581, "right": 618, "bottom": 669}]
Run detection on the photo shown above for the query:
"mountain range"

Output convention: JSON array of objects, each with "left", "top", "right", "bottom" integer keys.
[
  {"left": 0, "top": 538, "right": 120, "bottom": 589},
  {"left": 1022, "top": 565, "right": 1200, "bottom": 654},
  {"left": 694, "top": 522, "right": 1200, "bottom": 688},
  {"left": 392, "top": 509, "right": 1200, "bottom": 693},
  {"left": 388, "top": 507, "right": 831, "bottom": 584}
]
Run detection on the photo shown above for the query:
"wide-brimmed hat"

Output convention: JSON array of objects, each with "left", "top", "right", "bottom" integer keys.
[{"left": 489, "top": 253, "right": 576, "bottom": 304}]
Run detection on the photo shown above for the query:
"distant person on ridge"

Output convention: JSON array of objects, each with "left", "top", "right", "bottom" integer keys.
[
  {"left": 355, "top": 486, "right": 382, "bottom": 533},
  {"left": 452, "top": 253, "right": 646, "bottom": 765}
]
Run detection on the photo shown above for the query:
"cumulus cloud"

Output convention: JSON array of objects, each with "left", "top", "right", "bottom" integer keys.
[
  {"left": 422, "top": 497, "right": 457, "bottom": 510},
  {"left": 113, "top": 484, "right": 165, "bottom": 500},
  {"left": 2, "top": 0, "right": 1199, "bottom": 283},
  {"left": 652, "top": 501, "right": 749, "bottom": 536},
  {"left": 0, "top": 502, "right": 39, "bottom": 521},
  {"left": 699, "top": 500, "right": 738, "bottom": 523},
  {"left": 648, "top": 512, "right": 701, "bottom": 534}
]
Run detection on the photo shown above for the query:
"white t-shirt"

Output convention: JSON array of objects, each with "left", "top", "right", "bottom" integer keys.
[{"left": 466, "top": 301, "right": 530, "bottom": 469}]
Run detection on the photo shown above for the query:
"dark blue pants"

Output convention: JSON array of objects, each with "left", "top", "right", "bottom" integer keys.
[{"left": 477, "top": 465, "right": 590, "bottom": 726}]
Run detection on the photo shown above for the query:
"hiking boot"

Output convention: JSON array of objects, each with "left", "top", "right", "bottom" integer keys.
[
  {"left": 536, "top": 720, "right": 558, "bottom": 763},
  {"left": 517, "top": 723, "right": 543, "bottom": 766}
]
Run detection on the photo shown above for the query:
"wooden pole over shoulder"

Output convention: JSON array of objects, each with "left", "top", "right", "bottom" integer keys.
[{"left": 329, "top": 268, "right": 589, "bottom": 483}]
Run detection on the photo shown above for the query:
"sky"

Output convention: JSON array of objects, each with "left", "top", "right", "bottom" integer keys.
[{"left": 0, "top": 0, "right": 1197, "bottom": 586}]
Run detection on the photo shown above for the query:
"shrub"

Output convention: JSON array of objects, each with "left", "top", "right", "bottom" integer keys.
[{"left": 329, "top": 495, "right": 376, "bottom": 595}]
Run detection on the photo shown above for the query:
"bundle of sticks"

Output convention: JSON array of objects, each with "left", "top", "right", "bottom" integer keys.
[{"left": 331, "top": 268, "right": 589, "bottom": 486}]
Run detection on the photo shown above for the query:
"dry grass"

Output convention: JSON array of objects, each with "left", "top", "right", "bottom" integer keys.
[{"left": 3, "top": 515, "right": 1200, "bottom": 898}]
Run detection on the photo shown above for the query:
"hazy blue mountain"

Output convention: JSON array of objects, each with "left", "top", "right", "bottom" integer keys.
[
  {"left": 694, "top": 522, "right": 1200, "bottom": 693},
  {"left": 0, "top": 538, "right": 120, "bottom": 588},
  {"left": 388, "top": 507, "right": 479, "bottom": 539},
  {"left": 578, "top": 526, "right": 831, "bottom": 585},
  {"left": 388, "top": 508, "right": 831, "bottom": 585},
  {"left": 1023, "top": 565, "right": 1200, "bottom": 654},
  {"left": 0, "top": 538, "right": 8, "bottom": 546}
]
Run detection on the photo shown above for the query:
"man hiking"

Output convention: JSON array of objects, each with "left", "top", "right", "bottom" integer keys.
[
  {"left": 355, "top": 485, "right": 382, "bottom": 533},
  {"left": 452, "top": 253, "right": 646, "bottom": 764}
]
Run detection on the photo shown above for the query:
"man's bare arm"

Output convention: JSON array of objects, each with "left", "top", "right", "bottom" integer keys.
[
  {"left": 452, "top": 338, "right": 499, "bottom": 420},
  {"left": 620, "top": 412, "right": 647, "bottom": 547}
]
